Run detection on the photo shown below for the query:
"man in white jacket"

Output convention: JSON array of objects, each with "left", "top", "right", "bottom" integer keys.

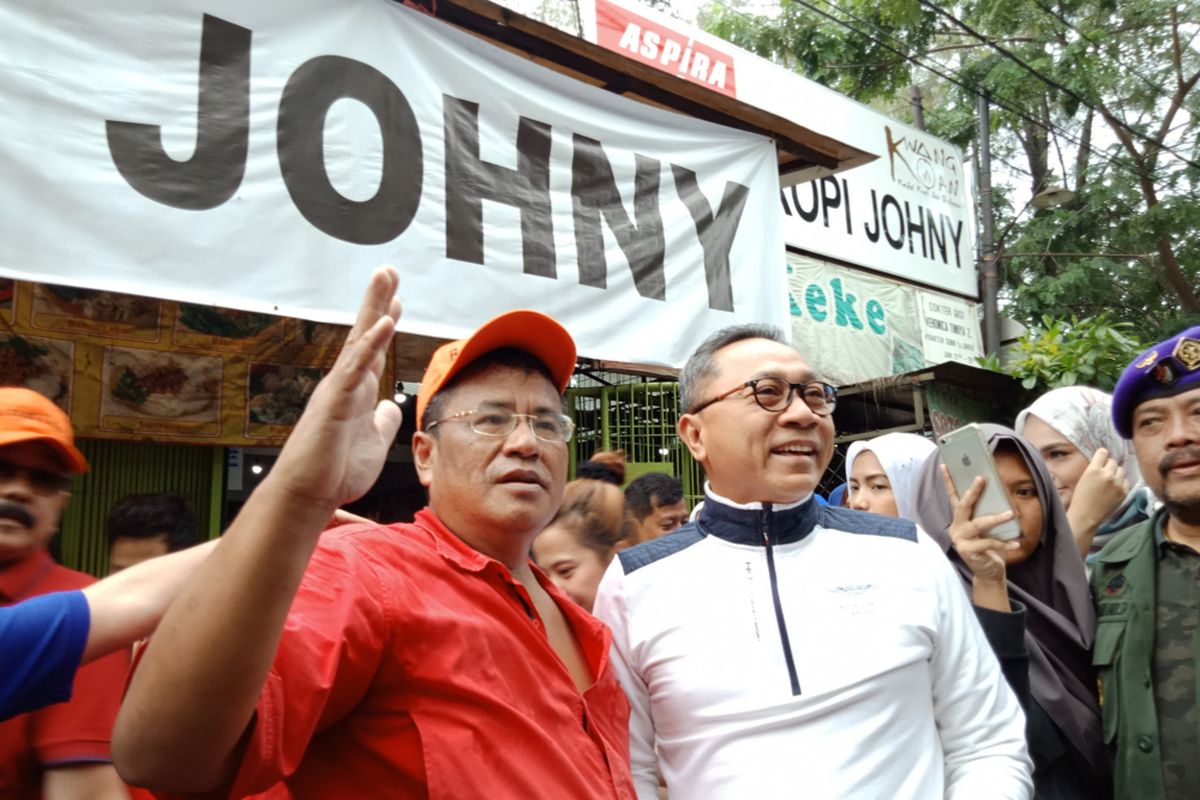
[{"left": 593, "top": 324, "right": 1033, "bottom": 800}]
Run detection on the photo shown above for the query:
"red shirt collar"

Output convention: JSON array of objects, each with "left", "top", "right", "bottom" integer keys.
[
  {"left": 410, "top": 506, "right": 612, "bottom": 665},
  {"left": 0, "top": 547, "right": 54, "bottom": 602},
  {"left": 413, "top": 507, "right": 493, "bottom": 573}
]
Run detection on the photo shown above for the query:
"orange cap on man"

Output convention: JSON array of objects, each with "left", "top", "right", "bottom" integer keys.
[
  {"left": 0, "top": 387, "right": 89, "bottom": 473},
  {"left": 416, "top": 310, "right": 576, "bottom": 429}
]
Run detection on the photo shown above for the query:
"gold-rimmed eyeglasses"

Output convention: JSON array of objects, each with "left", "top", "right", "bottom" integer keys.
[{"left": 425, "top": 408, "right": 576, "bottom": 443}]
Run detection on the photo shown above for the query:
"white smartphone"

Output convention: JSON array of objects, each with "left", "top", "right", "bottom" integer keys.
[{"left": 937, "top": 423, "right": 1021, "bottom": 541}]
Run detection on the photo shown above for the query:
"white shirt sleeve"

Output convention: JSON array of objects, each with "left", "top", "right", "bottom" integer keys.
[
  {"left": 919, "top": 532, "right": 1034, "bottom": 799},
  {"left": 593, "top": 558, "right": 660, "bottom": 800}
]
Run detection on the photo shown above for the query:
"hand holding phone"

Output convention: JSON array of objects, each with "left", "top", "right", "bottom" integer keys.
[{"left": 937, "top": 424, "right": 1021, "bottom": 541}]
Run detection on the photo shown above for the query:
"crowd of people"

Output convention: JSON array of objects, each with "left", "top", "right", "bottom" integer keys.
[{"left": 0, "top": 266, "right": 1196, "bottom": 799}]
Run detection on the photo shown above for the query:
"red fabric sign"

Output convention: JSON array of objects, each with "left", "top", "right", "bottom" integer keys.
[{"left": 594, "top": 0, "right": 738, "bottom": 98}]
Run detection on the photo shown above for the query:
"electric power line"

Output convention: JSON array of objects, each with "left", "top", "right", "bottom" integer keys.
[
  {"left": 791, "top": 0, "right": 1148, "bottom": 182},
  {"left": 1024, "top": 0, "right": 1175, "bottom": 102},
  {"left": 705, "top": 0, "right": 1146, "bottom": 244},
  {"left": 915, "top": 0, "right": 1200, "bottom": 172},
  {"left": 705, "top": 0, "right": 1177, "bottom": 215},
  {"left": 779, "top": 0, "right": 1147, "bottom": 180}
]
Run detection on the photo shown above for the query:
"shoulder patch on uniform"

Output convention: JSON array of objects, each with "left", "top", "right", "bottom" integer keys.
[
  {"left": 819, "top": 506, "right": 917, "bottom": 542},
  {"left": 619, "top": 525, "right": 705, "bottom": 574}
]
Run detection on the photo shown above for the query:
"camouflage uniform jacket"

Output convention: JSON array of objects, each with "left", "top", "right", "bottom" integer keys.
[{"left": 1090, "top": 508, "right": 1195, "bottom": 799}]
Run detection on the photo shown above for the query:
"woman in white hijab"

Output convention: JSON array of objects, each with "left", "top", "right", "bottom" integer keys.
[
  {"left": 1015, "top": 386, "right": 1153, "bottom": 559},
  {"left": 844, "top": 432, "right": 937, "bottom": 519}
]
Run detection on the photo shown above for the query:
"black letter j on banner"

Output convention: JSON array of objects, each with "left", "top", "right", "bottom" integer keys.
[{"left": 106, "top": 15, "right": 250, "bottom": 210}]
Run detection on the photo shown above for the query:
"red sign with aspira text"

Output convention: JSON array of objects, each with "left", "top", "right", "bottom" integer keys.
[{"left": 594, "top": 0, "right": 738, "bottom": 98}]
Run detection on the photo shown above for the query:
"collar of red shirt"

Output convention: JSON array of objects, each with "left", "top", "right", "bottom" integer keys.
[
  {"left": 0, "top": 547, "right": 54, "bottom": 602},
  {"left": 413, "top": 507, "right": 497, "bottom": 574},
  {"left": 410, "top": 507, "right": 613, "bottom": 661}
]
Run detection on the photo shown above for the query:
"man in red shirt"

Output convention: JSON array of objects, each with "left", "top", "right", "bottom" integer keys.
[
  {"left": 0, "top": 387, "right": 130, "bottom": 799},
  {"left": 114, "top": 268, "right": 634, "bottom": 799}
]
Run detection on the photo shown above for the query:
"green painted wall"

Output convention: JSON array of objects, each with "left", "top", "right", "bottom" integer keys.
[{"left": 57, "top": 440, "right": 222, "bottom": 576}]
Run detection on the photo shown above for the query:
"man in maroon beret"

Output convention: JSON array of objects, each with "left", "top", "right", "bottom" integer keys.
[{"left": 1093, "top": 323, "right": 1200, "bottom": 799}]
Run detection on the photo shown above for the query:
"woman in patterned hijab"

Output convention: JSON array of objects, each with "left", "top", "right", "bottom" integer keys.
[{"left": 1016, "top": 386, "right": 1153, "bottom": 558}]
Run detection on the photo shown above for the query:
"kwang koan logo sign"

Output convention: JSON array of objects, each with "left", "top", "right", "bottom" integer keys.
[
  {"left": 885, "top": 126, "right": 963, "bottom": 208},
  {"left": 780, "top": 121, "right": 978, "bottom": 299}
]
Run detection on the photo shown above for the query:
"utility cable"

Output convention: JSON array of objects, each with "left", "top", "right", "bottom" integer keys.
[
  {"left": 915, "top": 0, "right": 1200, "bottom": 171},
  {"left": 1025, "top": 0, "right": 1174, "bottom": 102},
  {"left": 793, "top": 0, "right": 1147, "bottom": 180},
  {"left": 705, "top": 0, "right": 1157, "bottom": 200}
]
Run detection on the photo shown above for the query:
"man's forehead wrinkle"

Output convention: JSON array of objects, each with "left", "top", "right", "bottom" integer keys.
[
  {"left": 474, "top": 399, "right": 518, "bottom": 410},
  {"left": 451, "top": 368, "right": 560, "bottom": 402},
  {"left": 1134, "top": 398, "right": 1175, "bottom": 419},
  {"left": 472, "top": 399, "right": 561, "bottom": 414},
  {"left": 724, "top": 357, "right": 816, "bottom": 384}
]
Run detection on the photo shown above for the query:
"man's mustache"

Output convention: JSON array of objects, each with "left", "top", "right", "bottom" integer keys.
[
  {"left": 1160, "top": 446, "right": 1200, "bottom": 477},
  {"left": 0, "top": 500, "right": 35, "bottom": 528}
]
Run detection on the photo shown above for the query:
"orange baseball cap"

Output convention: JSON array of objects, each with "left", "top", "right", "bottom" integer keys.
[
  {"left": 0, "top": 387, "right": 89, "bottom": 473},
  {"left": 416, "top": 310, "right": 576, "bottom": 429}
]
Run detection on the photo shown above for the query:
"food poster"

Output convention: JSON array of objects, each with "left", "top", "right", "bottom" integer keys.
[
  {"left": 0, "top": 281, "right": 395, "bottom": 446},
  {"left": 32, "top": 284, "right": 163, "bottom": 342}
]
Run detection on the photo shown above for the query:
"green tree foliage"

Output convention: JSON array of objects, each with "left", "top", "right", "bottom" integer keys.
[
  {"left": 700, "top": 0, "right": 1200, "bottom": 341},
  {"left": 978, "top": 314, "right": 1143, "bottom": 392}
]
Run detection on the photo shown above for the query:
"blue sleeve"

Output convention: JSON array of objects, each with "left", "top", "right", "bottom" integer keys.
[{"left": 0, "top": 590, "right": 90, "bottom": 721}]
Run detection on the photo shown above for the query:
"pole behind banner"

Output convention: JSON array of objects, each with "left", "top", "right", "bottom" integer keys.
[
  {"left": 976, "top": 91, "right": 999, "bottom": 356},
  {"left": 910, "top": 86, "right": 925, "bottom": 131}
]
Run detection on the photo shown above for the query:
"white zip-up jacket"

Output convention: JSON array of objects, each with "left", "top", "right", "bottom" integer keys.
[{"left": 593, "top": 492, "right": 1033, "bottom": 800}]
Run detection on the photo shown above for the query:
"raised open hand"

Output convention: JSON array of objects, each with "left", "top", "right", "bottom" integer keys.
[
  {"left": 269, "top": 267, "right": 403, "bottom": 510},
  {"left": 941, "top": 464, "right": 1018, "bottom": 586},
  {"left": 1065, "top": 447, "right": 1130, "bottom": 557},
  {"left": 1070, "top": 448, "right": 1129, "bottom": 523}
]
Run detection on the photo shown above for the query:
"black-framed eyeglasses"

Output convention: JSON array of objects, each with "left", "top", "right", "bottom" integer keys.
[
  {"left": 425, "top": 408, "right": 576, "bottom": 443},
  {"left": 689, "top": 376, "right": 837, "bottom": 417},
  {"left": 0, "top": 460, "right": 70, "bottom": 495}
]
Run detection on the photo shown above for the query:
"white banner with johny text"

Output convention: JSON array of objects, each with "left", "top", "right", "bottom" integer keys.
[{"left": 0, "top": 0, "right": 785, "bottom": 368}]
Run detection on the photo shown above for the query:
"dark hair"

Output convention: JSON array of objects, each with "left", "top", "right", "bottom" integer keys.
[
  {"left": 678, "top": 324, "right": 790, "bottom": 413},
  {"left": 994, "top": 438, "right": 1022, "bottom": 458},
  {"left": 105, "top": 493, "right": 198, "bottom": 553},
  {"left": 624, "top": 472, "right": 684, "bottom": 521},
  {"left": 421, "top": 347, "right": 560, "bottom": 431},
  {"left": 576, "top": 450, "right": 626, "bottom": 485},
  {"left": 550, "top": 479, "right": 633, "bottom": 559}
]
